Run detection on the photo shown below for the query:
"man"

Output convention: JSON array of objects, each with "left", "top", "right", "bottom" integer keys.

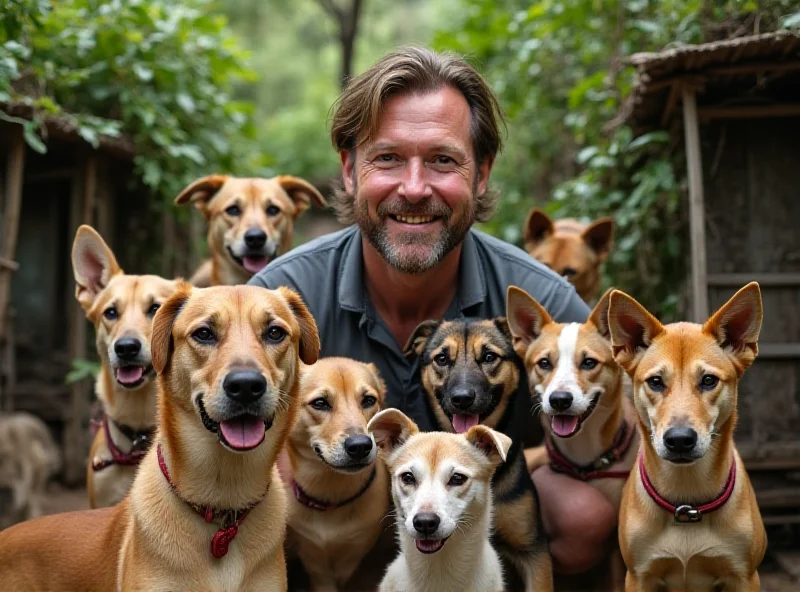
[{"left": 250, "top": 46, "right": 615, "bottom": 575}]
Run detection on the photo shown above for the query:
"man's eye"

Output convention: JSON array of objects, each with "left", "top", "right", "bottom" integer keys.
[
  {"left": 434, "top": 155, "right": 455, "bottom": 165},
  {"left": 376, "top": 154, "right": 396, "bottom": 163}
]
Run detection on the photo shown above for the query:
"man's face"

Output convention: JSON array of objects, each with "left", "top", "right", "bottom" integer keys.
[{"left": 341, "top": 86, "right": 492, "bottom": 274}]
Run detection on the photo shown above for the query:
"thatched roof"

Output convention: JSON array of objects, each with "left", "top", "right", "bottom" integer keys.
[{"left": 613, "top": 31, "right": 800, "bottom": 132}]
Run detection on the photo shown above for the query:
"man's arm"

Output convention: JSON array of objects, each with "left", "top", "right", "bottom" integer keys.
[{"left": 551, "top": 283, "right": 590, "bottom": 323}]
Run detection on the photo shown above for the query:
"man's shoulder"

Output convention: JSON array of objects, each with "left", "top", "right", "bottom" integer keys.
[{"left": 269, "top": 226, "right": 355, "bottom": 270}]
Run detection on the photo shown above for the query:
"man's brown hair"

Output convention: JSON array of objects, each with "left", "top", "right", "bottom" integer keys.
[{"left": 330, "top": 46, "right": 505, "bottom": 224}]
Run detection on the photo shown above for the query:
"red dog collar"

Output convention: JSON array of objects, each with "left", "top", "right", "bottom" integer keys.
[
  {"left": 638, "top": 452, "right": 736, "bottom": 523},
  {"left": 92, "top": 416, "right": 154, "bottom": 472},
  {"left": 291, "top": 467, "right": 377, "bottom": 511},
  {"left": 547, "top": 421, "right": 635, "bottom": 481}
]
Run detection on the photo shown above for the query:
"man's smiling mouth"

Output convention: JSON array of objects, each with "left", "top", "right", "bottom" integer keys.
[{"left": 390, "top": 214, "right": 438, "bottom": 225}]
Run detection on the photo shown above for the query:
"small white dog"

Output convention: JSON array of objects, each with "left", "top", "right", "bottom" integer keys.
[{"left": 368, "top": 408, "right": 510, "bottom": 592}]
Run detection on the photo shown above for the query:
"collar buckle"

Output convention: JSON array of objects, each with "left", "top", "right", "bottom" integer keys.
[{"left": 674, "top": 504, "right": 702, "bottom": 523}]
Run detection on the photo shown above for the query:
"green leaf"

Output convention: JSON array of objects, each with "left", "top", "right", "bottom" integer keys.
[{"left": 783, "top": 11, "right": 800, "bottom": 29}]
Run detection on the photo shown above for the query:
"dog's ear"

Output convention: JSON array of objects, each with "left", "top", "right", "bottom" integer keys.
[
  {"left": 607, "top": 290, "right": 664, "bottom": 374},
  {"left": 151, "top": 282, "right": 192, "bottom": 375},
  {"left": 465, "top": 425, "right": 512, "bottom": 468},
  {"left": 506, "top": 286, "right": 552, "bottom": 351},
  {"left": 366, "top": 363, "right": 388, "bottom": 406},
  {"left": 72, "top": 225, "right": 123, "bottom": 312},
  {"left": 588, "top": 288, "right": 614, "bottom": 339},
  {"left": 174, "top": 175, "right": 228, "bottom": 217},
  {"left": 581, "top": 217, "right": 614, "bottom": 260},
  {"left": 403, "top": 319, "right": 440, "bottom": 359},
  {"left": 523, "top": 208, "right": 554, "bottom": 250},
  {"left": 277, "top": 287, "right": 320, "bottom": 365},
  {"left": 492, "top": 317, "right": 513, "bottom": 341},
  {"left": 276, "top": 175, "right": 328, "bottom": 219},
  {"left": 367, "top": 409, "right": 419, "bottom": 458},
  {"left": 703, "top": 282, "right": 762, "bottom": 373}
]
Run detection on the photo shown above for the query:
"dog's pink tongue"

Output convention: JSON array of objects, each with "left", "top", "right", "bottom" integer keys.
[
  {"left": 219, "top": 416, "right": 265, "bottom": 450},
  {"left": 552, "top": 415, "right": 580, "bottom": 437},
  {"left": 242, "top": 256, "right": 268, "bottom": 273},
  {"left": 116, "top": 366, "right": 144, "bottom": 385},
  {"left": 452, "top": 414, "right": 480, "bottom": 434}
]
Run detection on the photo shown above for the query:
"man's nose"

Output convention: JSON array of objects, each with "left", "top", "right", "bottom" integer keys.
[{"left": 398, "top": 159, "right": 432, "bottom": 203}]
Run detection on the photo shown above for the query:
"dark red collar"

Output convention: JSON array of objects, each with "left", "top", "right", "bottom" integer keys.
[
  {"left": 291, "top": 467, "right": 377, "bottom": 511},
  {"left": 638, "top": 452, "right": 737, "bottom": 523},
  {"left": 547, "top": 421, "right": 636, "bottom": 481},
  {"left": 157, "top": 444, "right": 266, "bottom": 558},
  {"left": 92, "top": 416, "right": 155, "bottom": 472}
]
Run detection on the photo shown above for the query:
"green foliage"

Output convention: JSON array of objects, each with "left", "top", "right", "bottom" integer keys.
[
  {"left": 1, "top": 0, "right": 263, "bottom": 205},
  {"left": 65, "top": 358, "right": 101, "bottom": 385}
]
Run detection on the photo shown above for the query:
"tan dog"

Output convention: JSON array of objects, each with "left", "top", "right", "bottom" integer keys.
[
  {"left": 523, "top": 208, "right": 614, "bottom": 303},
  {"left": 0, "top": 412, "right": 60, "bottom": 530},
  {"left": 0, "top": 284, "right": 320, "bottom": 591},
  {"left": 72, "top": 225, "right": 180, "bottom": 508},
  {"left": 607, "top": 283, "right": 766, "bottom": 591},
  {"left": 368, "top": 408, "right": 511, "bottom": 592},
  {"left": 284, "top": 357, "right": 389, "bottom": 591},
  {"left": 176, "top": 175, "right": 328, "bottom": 286}
]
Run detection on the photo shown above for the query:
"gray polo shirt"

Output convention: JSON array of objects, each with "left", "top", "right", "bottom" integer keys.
[{"left": 248, "top": 225, "right": 589, "bottom": 433}]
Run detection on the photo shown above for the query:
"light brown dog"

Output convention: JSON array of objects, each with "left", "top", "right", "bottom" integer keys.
[
  {"left": 523, "top": 208, "right": 614, "bottom": 304},
  {"left": 0, "top": 284, "right": 320, "bottom": 591},
  {"left": 608, "top": 283, "right": 766, "bottom": 591},
  {"left": 176, "top": 175, "right": 328, "bottom": 286},
  {"left": 284, "top": 357, "right": 390, "bottom": 591},
  {"left": 0, "top": 412, "right": 60, "bottom": 530},
  {"left": 72, "top": 225, "right": 180, "bottom": 509}
]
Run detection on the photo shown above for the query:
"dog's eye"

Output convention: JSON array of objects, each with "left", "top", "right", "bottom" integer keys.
[
  {"left": 400, "top": 472, "right": 416, "bottom": 486},
  {"left": 225, "top": 205, "right": 241, "bottom": 216},
  {"left": 580, "top": 357, "right": 598, "bottom": 370},
  {"left": 481, "top": 351, "right": 498, "bottom": 364},
  {"left": 266, "top": 205, "right": 281, "bottom": 217},
  {"left": 433, "top": 353, "right": 449, "bottom": 367},
  {"left": 310, "top": 397, "right": 331, "bottom": 411},
  {"left": 362, "top": 395, "right": 377, "bottom": 409},
  {"left": 103, "top": 306, "right": 118, "bottom": 321},
  {"left": 147, "top": 303, "right": 161, "bottom": 317},
  {"left": 265, "top": 326, "right": 286, "bottom": 342},
  {"left": 537, "top": 358, "right": 552, "bottom": 371},
  {"left": 562, "top": 267, "right": 577, "bottom": 278},
  {"left": 700, "top": 374, "right": 719, "bottom": 391},
  {"left": 192, "top": 327, "right": 216, "bottom": 344},
  {"left": 448, "top": 473, "right": 468, "bottom": 486},
  {"left": 646, "top": 376, "right": 665, "bottom": 392}
]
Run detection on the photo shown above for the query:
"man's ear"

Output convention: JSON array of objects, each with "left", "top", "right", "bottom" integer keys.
[
  {"left": 276, "top": 175, "right": 328, "bottom": 219},
  {"left": 277, "top": 287, "right": 320, "bottom": 365},
  {"left": 72, "top": 225, "right": 122, "bottom": 312},
  {"left": 367, "top": 409, "right": 419, "bottom": 458},
  {"left": 174, "top": 175, "right": 228, "bottom": 218},
  {"left": 607, "top": 290, "right": 664, "bottom": 374},
  {"left": 151, "top": 283, "right": 193, "bottom": 375},
  {"left": 403, "top": 320, "right": 441, "bottom": 359},
  {"left": 523, "top": 208, "right": 554, "bottom": 251}
]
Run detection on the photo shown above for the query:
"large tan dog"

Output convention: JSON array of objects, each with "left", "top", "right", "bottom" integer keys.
[
  {"left": 72, "top": 225, "right": 180, "bottom": 508},
  {"left": 176, "top": 175, "right": 327, "bottom": 286},
  {"left": 607, "top": 283, "right": 766, "bottom": 591},
  {"left": 0, "top": 412, "right": 60, "bottom": 530},
  {"left": 523, "top": 208, "right": 614, "bottom": 303},
  {"left": 0, "top": 284, "right": 320, "bottom": 591},
  {"left": 284, "top": 357, "right": 390, "bottom": 591}
]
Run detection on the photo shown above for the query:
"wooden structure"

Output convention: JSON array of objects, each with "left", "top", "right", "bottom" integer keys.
[
  {"left": 618, "top": 31, "right": 800, "bottom": 521},
  {"left": 0, "top": 100, "right": 146, "bottom": 485}
]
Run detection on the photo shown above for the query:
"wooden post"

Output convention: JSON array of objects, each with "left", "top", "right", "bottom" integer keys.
[
  {"left": 682, "top": 87, "right": 709, "bottom": 323},
  {"left": 0, "top": 127, "right": 25, "bottom": 338}
]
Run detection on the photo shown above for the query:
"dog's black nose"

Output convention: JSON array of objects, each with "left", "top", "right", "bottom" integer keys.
[
  {"left": 114, "top": 338, "right": 142, "bottom": 361},
  {"left": 549, "top": 391, "right": 573, "bottom": 412},
  {"left": 663, "top": 427, "right": 698, "bottom": 454},
  {"left": 413, "top": 512, "right": 441, "bottom": 536},
  {"left": 344, "top": 435, "right": 374, "bottom": 460},
  {"left": 450, "top": 387, "right": 476, "bottom": 411},
  {"left": 244, "top": 229, "right": 267, "bottom": 249},
  {"left": 223, "top": 370, "right": 267, "bottom": 404}
]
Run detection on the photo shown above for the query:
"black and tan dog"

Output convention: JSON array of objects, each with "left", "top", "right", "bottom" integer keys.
[{"left": 404, "top": 318, "right": 553, "bottom": 592}]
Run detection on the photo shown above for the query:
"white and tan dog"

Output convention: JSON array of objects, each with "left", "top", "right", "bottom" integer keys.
[
  {"left": 0, "top": 284, "right": 319, "bottom": 591},
  {"left": 72, "top": 225, "right": 180, "bottom": 508},
  {"left": 368, "top": 408, "right": 511, "bottom": 592}
]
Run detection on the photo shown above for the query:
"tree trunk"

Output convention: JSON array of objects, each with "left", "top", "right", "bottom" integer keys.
[{"left": 339, "top": 0, "right": 363, "bottom": 89}]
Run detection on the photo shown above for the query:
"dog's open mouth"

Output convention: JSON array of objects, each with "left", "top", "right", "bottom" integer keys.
[
  {"left": 415, "top": 537, "right": 448, "bottom": 554},
  {"left": 550, "top": 392, "right": 601, "bottom": 438},
  {"left": 227, "top": 247, "right": 271, "bottom": 274},
  {"left": 197, "top": 396, "right": 272, "bottom": 452},
  {"left": 451, "top": 414, "right": 480, "bottom": 434},
  {"left": 115, "top": 365, "right": 152, "bottom": 388}
]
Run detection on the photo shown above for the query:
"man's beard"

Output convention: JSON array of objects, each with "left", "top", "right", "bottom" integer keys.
[{"left": 354, "top": 191, "right": 475, "bottom": 275}]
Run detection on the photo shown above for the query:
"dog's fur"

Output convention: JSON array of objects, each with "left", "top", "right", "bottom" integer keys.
[
  {"left": 72, "top": 225, "right": 181, "bottom": 508},
  {"left": 0, "top": 284, "right": 319, "bottom": 591},
  {"left": 523, "top": 208, "right": 614, "bottom": 304},
  {"left": 405, "top": 318, "right": 553, "bottom": 591},
  {"left": 176, "top": 175, "right": 327, "bottom": 286},
  {"left": 368, "top": 408, "right": 511, "bottom": 592},
  {"left": 0, "top": 412, "right": 60, "bottom": 530},
  {"left": 285, "top": 357, "right": 390, "bottom": 591},
  {"left": 608, "top": 283, "right": 767, "bottom": 591}
]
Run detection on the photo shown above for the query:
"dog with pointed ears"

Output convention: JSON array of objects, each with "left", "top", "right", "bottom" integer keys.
[
  {"left": 175, "top": 174, "right": 328, "bottom": 287},
  {"left": 523, "top": 208, "right": 614, "bottom": 304},
  {"left": 607, "top": 283, "right": 767, "bottom": 591},
  {"left": 368, "top": 408, "right": 511, "bottom": 592},
  {"left": 72, "top": 225, "right": 181, "bottom": 509},
  {"left": 0, "top": 284, "right": 319, "bottom": 591},
  {"left": 405, "top": 317, "right": 553, "bottom": 591}
]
